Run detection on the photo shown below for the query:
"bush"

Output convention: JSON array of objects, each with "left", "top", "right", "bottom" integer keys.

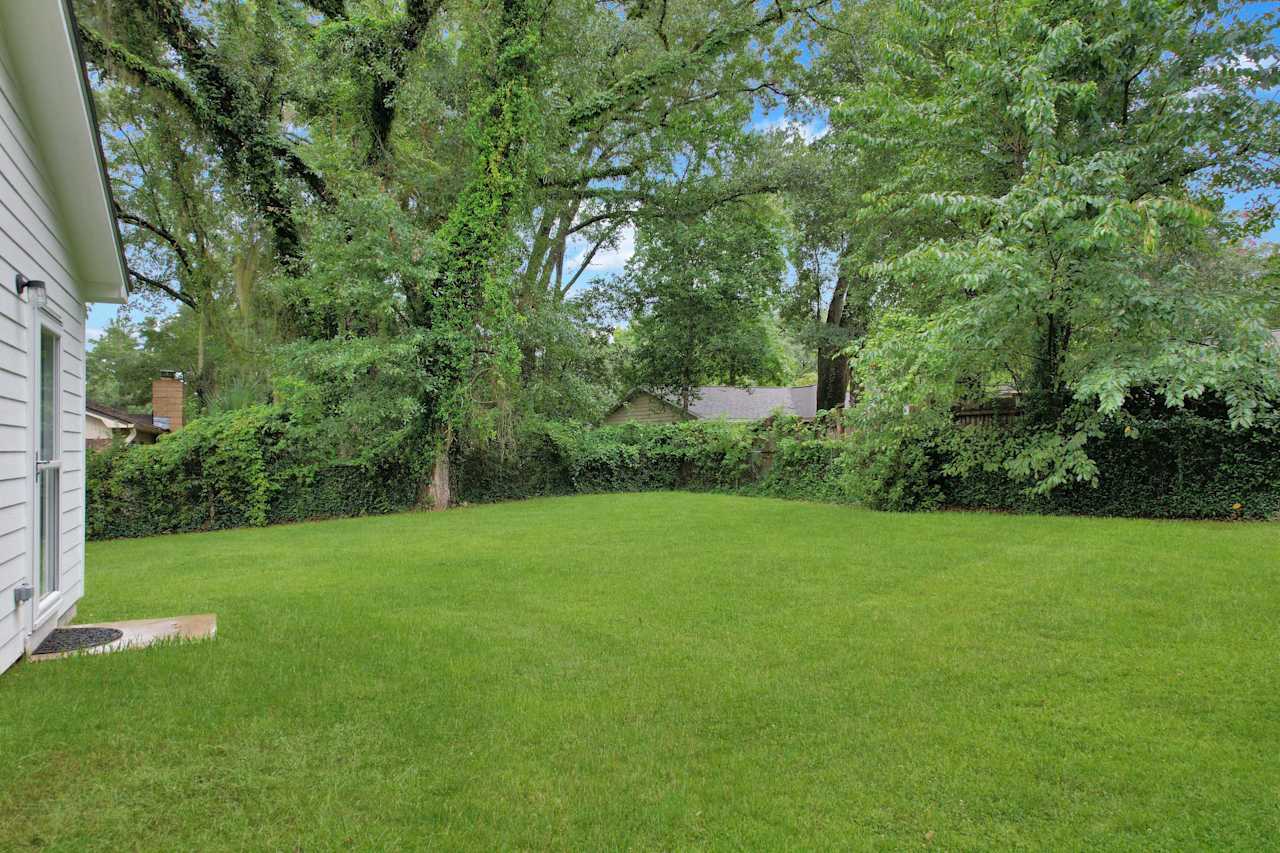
[
  {"left": 937, "top": 411, "right": 1280, "bottom": 520},
  {"left": 452, "top": 423, "right": 574, "bottom": 504},
  {"left": 743, "top": 437, "right": 861, "bottom": 503},
  {"left": 454, "top": 420, "right": 758, "bottom": 502},
  {"left": 87, "top": 405, "right": 426, "bottom": 539},
  {"left": 88, "top": 406, "right": 1280, "bottom": 540}
]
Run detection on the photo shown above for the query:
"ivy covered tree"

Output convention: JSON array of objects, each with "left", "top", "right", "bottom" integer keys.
[{"left": 77, "top": 0, "right": 827, "bottom": 504}]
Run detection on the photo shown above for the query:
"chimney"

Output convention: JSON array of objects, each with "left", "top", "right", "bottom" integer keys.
[{"left": 152, "top": 371, "right": 185, "bottom": 431}]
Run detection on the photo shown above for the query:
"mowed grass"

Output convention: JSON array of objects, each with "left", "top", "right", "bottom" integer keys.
[{"left": 2, "top": 493, "right": 1278, "bottom": 850}]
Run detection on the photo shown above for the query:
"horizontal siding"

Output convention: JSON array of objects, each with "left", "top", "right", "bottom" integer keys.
[
  {"left": 0, "top": 187, "right": 76, "bottom": 288},
  {"left": 0, "top": 449, "right": 23, "bottom": 479},
  {"left": 0, "top": 364, "right": 25, "bottom": 401},
  {"left": 0, "top": 476, "right": 23, "bottom": 511},
  {"left": 0, "top": 39, "right": 93, "bottom": 672},
  {"left": 0, "top": 525, "right": 24, "bottom": 568},
  {"left": 0, "top": 502, "right": 21, "bottom": 538},
  {"left": 61, "top": 407, "right": 83, "bottom": 437},
  {"left": 0, "top": 122, "right": 71, "bottom": 263},
  {"left": 0, "top": 52, "right": 55, "bottom": 214},
  {"left": 0, "top": 308, "right": 26, "bottom": 350},
  {"left": 0, "top": 631, "right": 21, "bottom": 675},
  {"left": 0, "top": 51, "right": 50, "bottom": 190},
  {"left": 0, "top": 424, "right": 24, "bottom": 448},
  {"left": 603, "top": 393, "right": 685, "bottom": 425},
  {"left": 0, "top": 560, "right": 22, "bottom": 669},
  {"left": 0, "top": 394, "right": 22, "bottom": 427},
  {"left": 0, "top": 299, "right": 27, "bottom": 351}
]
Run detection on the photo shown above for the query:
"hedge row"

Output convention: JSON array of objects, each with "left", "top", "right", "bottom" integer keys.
[
  {"left": 456, "top": 413, "right": 1280, "bottom": 520},
  {"left": 938, "top": 413, "right": 1280, "bottom": 520},
  {"left": 87, "top": 406, "right": 1280, "bottom": 540},
  {"left": 456, "top": 420, "right": 765, "bottom": 502},
  {"left": 86, "top": 405, "right": 422, "bottom": 540}
]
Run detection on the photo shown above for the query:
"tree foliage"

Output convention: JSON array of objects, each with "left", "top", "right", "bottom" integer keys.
[
  {"left": 596, "top": 199, "right": 790, "bottom": 409},
  {"left": 79, "top": 0, "right": 1280, "bottom": 511},
  {"left": 835, "top": 0, "right": 1280, "bottom": 490}
]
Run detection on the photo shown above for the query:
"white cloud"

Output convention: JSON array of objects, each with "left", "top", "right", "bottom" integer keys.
[
  {"left": 1189, "top": 51, "right": 1279, "bottom": 99},
  {"left": 86, "top": 327, "right": 105, "bottom": 346},
  {"left": 754, "top": 115, "right": 829, "bottom": 144},
  {"left": 587, "top": 224, "right": 636, "bottom": 270},
  {"left": 563, "top": 223, "right": 636, "bottom": 288},
  {"left": 1227, "top": 51, "right": 1277, "bottom": 72}
]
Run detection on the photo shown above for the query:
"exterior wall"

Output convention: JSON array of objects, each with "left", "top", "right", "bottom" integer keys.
[
  {"left": 151, "top": 376, "right": 184, "bottom": 430},
  {"left": 603, "top": 392, "right": 688, "bottom": 426},
  {"left": 0, "top": 49, "right": 89, "bottom": 671},
  {"left": 84, "top": 412, "right": 112, "bottom": 443}
]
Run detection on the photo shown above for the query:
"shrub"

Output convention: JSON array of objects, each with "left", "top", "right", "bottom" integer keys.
[
  {"left": 453, "top": 420, "right": 760, "bottom": 502},
  {"left": 88, "top": 406, "right": 1280, "bottom": 540},
  {"left": 453, "top": 423, "right": 574, "bottom": 504},
  {"left": 937, "top": 411, "right": 1280, "bottom": 520},
  {"left": 87, "top": 405, "right": 427, "bottom": 539},
  {"left": 744, "top": 437, "right": 861, "bottom": 503}
]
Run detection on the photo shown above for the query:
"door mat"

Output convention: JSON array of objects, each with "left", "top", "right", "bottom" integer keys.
[{"left": 33, "top": 627, "right": 124, "bottom": 655}]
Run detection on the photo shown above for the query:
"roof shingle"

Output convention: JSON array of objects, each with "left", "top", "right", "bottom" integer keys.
[{"left": 659, "top": 385, "right": 827, "bottom": 420}]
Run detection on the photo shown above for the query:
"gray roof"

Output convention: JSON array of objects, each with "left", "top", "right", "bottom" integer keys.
[{"left": 667, "top": 385, "right": 823, "bottom": 420}]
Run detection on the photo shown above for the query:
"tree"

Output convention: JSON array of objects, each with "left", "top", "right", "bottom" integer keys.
[
  {"left": 772, "top": 0, "right": 894, "bottom": 412},
  {"left": 839, "top": 0, "right": 1280, "bottom": 490},
  {"left": 86, "top": 318, "right": 150, "bottom": 409},
  {"left": 600, "top": 199, "right": 788, "bottom": 410},
  {"left": 77, "top": 0, "right": 830, "bottom": 504}
]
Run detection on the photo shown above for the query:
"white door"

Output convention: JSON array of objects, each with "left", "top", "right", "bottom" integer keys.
[{"left": 30, "top": 321, "right": 60, "bottom": 632}]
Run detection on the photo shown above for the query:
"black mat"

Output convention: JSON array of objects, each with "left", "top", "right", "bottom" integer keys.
[{"left": 33, "top": 627, "right": 123, "bottom": 655}]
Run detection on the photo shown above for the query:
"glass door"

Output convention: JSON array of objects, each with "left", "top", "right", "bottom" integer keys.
[{"left": 35, "top": 326, "right": 59, "bottom": 600}]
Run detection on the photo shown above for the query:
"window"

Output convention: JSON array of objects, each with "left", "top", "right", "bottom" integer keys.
[{"left": 37, "top": 327, "right": 59, "bottom": 598}]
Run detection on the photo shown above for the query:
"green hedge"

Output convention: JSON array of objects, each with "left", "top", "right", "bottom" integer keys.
[
  {"left": 938, "top": 412, "right": 1280, "bottom": 520},
  {"left": 87, "top": 407, "right": 1280, "bottom": 540},
  {"left": 87, "top": 405, "right": 425, "bottom": 539},
  {"left": 454, "top": 419, "right": 763, "bottom": 503},
  {"left": 740, "top": 437, "right": 861, "bottom": 504}
]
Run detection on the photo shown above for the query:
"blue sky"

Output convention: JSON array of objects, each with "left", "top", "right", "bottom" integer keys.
[{"left": 87, "top": 3, "right": 1280, "bottom": 344}]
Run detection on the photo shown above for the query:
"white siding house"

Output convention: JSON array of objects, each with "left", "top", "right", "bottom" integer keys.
[{"left": 0, "top": 1, "right": 129, "bottom": 673}]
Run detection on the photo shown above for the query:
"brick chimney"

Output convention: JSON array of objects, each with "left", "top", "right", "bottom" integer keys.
[{"left": 151, "top": 371, "right": 185, "bottom": 431}]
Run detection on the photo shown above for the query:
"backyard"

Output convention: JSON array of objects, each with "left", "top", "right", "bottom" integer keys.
[{"left": 2, "top": 493, "right": 1278, "bottom": 849}]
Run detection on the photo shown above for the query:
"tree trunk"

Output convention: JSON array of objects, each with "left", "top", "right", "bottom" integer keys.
[
  {"left": 519, "top": 340, "right": 538, "bottom": 383},
  {"left": 1025, "top": 313, "right": 1071, "bottom": 425},
  {"left": 427, "top": 431, "right": 452, "bottom": 510},
  {"left": 193, "top": 296, "right": 211, "bottom": 410},
  {"left": 816, "top": 346, "right": 850, "bottom": 412},
  {"left": 815, "top": 273, "right": 852, "bottom": 412}
]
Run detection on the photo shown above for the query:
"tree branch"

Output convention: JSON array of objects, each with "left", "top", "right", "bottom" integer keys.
[
  {"left": 76, "top": 23, "right": 200, "bottom": 116},
  {"left": 560, "top": 224, "right": 622, "bottom": 297},
  {"left": 127, "top": 267, "right": 197, "bottom": 309},
  {"left": 566, "top": 0, "right": 823, "bottom": 130},
  {"left": 114, "top": 203, "right": 194, "bottom": 275}
]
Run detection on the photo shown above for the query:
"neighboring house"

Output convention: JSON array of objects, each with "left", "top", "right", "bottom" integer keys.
[
  {"left": 1, "top": 1, "right": 129, "bottom": 673},
  {"left": 85, "top": 401, "right": 165, "bottom": 448},
  {"left": 604, "top": 385, "right": 831, "bottom": 425},
  {"left": 85, "top": 373, "right": 187, "bottom": 449}
]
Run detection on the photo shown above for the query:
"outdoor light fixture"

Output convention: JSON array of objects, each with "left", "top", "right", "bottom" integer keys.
[{"left": 15, "top": 273, "right": 48, "bottom": 309}]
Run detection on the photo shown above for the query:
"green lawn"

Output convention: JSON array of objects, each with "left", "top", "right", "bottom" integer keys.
[{"left": 2, "top": 493, "right": 1278, "bottom": 850}]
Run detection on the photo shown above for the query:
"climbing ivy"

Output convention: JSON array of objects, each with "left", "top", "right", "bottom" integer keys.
[{"left": 412, "top": 0, "right": 542, "bottom": 470}]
